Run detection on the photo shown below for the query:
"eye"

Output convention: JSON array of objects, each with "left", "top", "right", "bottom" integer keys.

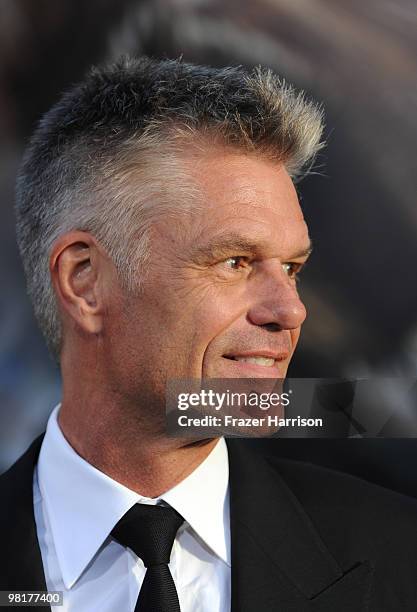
[
  {"left": 224, "top": 256, "right": 250, "bottom": 271},
  {"left": 282, "top": 262, "right": 303, "bottom": 281}
]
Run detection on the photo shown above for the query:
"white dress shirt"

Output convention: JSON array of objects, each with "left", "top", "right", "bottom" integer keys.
[{"left": 33, "top": 405, "right": 231, "bottom": 611}]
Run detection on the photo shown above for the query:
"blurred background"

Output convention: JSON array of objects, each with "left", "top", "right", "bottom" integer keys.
[{"left": 1, "top": 0, "right": 416, "bottom": 489}]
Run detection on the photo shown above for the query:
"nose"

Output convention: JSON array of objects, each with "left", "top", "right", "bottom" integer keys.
[{"left": 247, "top": 262, "right": 307, "bottom": 330}]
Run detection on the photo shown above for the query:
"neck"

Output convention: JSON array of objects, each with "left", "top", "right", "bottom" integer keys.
[
  {"left": 58, "top": 361, "right": 219, "bottom": 497},
  {"left": 58, "top": 401, "right": 219, "bottom": 497}
]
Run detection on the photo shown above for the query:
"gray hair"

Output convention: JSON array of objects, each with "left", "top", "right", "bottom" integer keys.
[{"left": 15, "top": 56, "right": 324, "bottom": 360}]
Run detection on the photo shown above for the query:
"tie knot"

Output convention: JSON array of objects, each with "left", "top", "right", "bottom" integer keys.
[{"left": 111, "top": 503, "right": 184, "bottom": 567}]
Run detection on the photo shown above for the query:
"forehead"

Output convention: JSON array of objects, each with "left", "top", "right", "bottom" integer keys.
[{"left": 180, "top": 150, "right": 309, "bottom": 257}]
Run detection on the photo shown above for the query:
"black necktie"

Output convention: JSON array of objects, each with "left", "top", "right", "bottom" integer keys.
[{"left": 111, "top": 503, "right": 184, "bottom": 612}]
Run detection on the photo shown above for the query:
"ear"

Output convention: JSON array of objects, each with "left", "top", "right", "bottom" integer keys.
[{"left": 50, "top": 231, "right": 106, "bottom": 336}]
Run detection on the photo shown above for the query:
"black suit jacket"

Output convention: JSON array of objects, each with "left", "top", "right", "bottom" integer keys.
[{"left": 1, "top": 435, "right": 417, "bottom": 611}]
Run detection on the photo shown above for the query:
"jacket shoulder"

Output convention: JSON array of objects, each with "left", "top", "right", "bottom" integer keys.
[
  {"left": 0, "top": 434, "right": 44, "bottom": 512},
  {"left": 267, "top": 454, "right": 417, "bottom": 561},
  {"left": 0, "top": 434, "right": 48, "bottom": 592}
]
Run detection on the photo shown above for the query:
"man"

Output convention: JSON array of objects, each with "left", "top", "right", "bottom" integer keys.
[{"left": 2, "top": 56, "right": 417, "bottom": 611}]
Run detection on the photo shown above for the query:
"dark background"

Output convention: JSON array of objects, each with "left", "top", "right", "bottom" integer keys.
[{"left": 1, "top": 0, "right": 416, "bottom": 490}]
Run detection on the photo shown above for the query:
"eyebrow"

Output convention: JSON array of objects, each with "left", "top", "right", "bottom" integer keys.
[{"left": 191, "top": 232, "right": 313, "bottom": 262}]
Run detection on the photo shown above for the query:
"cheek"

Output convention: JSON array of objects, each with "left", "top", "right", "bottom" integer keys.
[
  {"left": 130, "top": 272, "right": 250, "bottom": 368},
  {"left": 184, "top": 301, "right": 240, "bottom": 359},
  {"left": 176, "top": 290, "right": 248, "bottom": 374},
  {"left": 192, "top": 286, "right": 247, "bottom": 334},
  {"left": 290, "top": 327, "right": 302, "bottom": 352}
]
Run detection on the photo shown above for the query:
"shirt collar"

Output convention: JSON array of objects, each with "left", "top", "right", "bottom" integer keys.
[
  {"left": 37, "top": 405, "right": 230, "bottom": 589},
  {"left": 162, "top": 436, "right": 230, "bottom": 568}
]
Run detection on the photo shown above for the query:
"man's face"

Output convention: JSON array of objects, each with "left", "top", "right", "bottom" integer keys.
[{"left": 104, "top": 150, "right": 310, "bottom": 406}]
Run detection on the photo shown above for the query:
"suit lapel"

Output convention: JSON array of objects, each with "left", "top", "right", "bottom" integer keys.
[
  {"left": 0, "top": 434, "right": 50, "bottom": 609},
  {"left": 226, "top": 439, "right": 373, "bottom": 612}
]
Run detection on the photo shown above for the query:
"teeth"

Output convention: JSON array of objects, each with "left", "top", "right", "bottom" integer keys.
[{"left": 234, "top": 357, "right": 275, "bottom": 367}]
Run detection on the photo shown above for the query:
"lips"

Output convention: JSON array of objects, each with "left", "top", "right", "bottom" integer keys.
[
  {"left": 219, "top": 350, "right": 290, "bottom": 378},
  {"left": 223, "top": 351, "right": 290, "bottom": 367}
]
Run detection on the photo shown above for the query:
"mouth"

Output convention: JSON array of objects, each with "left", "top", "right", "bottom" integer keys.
[
  {"left": 223, "top": 351, "right": 288, "bottom": 365},
  {"left": 225, "top": 355, "right": 276, "bottom": 367},
  {"left": 221, "top": 351, "right": 289, "bottom": 377}
]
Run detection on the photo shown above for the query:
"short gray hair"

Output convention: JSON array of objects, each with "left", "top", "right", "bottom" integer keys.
[{"left": 15, "top": 56, "right": 324, "bottom": 360}]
